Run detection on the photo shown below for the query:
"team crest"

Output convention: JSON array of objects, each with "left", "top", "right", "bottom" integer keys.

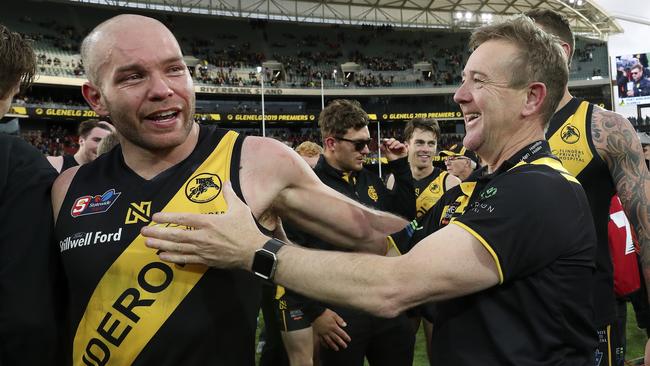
[
  {"left": 560, "top": 124, "right": 580, "bottom": 144},
  {"left": 429, "top": 183, "right": 440, "bottom": 194},
  {"left": 71, "top": 189, "right": 121, "bottom": 218},
  {"left": 367, "top": 185, "right": 379, "bottom": 202},
  {"left": 185, "top": 173, "right": 223, "bottom": 203}
]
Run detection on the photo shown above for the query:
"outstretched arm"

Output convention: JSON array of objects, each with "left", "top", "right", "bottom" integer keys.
[
  {"left": 141, "top": 183, "right": 499, "bottom": 317},
  {"left": 592, "top": 107, "right": 650, "bottom": 303},
  {"left": 240, "top": 137, "right": 407, "bottom": 254}
]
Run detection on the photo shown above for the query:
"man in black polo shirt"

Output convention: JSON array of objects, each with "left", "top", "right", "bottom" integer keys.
[{"left": 143, "top": 15, "right": 597, "bottom": 366}]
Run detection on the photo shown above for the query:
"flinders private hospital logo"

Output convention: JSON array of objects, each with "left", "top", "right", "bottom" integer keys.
[{"left": 59, "top": 228, "right": 123, "bottom": 252}]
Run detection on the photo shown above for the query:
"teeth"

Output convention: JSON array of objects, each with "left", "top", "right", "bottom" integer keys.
[
  {"left": 151, "top": 111, "right": 177, "bottom": 119},
  {"left": 467, "top": 113, "right": 480, "bottom": 120}
]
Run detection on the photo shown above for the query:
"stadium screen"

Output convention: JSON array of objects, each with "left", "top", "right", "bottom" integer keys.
[{"left": 612, "top": 52, "right": 650, "bottom": 117}]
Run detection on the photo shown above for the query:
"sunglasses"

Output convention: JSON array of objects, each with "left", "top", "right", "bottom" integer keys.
[
  {"left": 445, "top": 155, "right": 470, "bottom": 162},
  {"left": 335, "top": 136, "right": 372, "bottom": 152}
]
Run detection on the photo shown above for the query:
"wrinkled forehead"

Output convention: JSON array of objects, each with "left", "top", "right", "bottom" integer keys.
[
  {"left": 464, "top": 39, "right": 520, "bottom": 77},
  {"left": 93, "top": 20, "right": 183, "bottom": 77}
]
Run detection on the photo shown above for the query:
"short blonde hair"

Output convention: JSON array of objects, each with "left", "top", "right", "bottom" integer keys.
[
  {"left": 470, "top": 15, "right": 568, "bottom": 125},
  {"left": 295, "top": 141, "right": 323, "bottom": 158}
]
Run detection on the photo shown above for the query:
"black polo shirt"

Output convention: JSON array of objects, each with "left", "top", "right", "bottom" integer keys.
[{"left": 391, "top": 140, "right": 597, "bottom": 366}]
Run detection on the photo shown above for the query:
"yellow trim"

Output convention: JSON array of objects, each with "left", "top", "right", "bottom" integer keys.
[
  {"left": 72, "top": 130, "right": 239, "bottom": 365},
  {"left": 606, "top": 325, "right": 612, "bottom": 366},
  {"left": 509, "top": 157, "right": 580, "bottom": 184},
  {"left": 281, "top": 309, "right": 288, "bottom": 332},
  {"left": 275, "top": 285, "right": 286, "bottom": 300},
  {"left": 451, "top": 221, "right": 504, "bottom": 284},
  {"left": 385, "top": 236, "right": 402, "bottom": 256}
]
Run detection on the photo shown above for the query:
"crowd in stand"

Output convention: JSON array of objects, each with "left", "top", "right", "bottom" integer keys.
[
  {"left": 21, "top": 127, "right": 77, "bottom": 157},
  {"left": 17, "top": 14, "right": 607, "bottom": 89}
]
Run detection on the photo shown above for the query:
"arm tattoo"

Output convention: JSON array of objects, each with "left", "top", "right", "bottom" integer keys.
[{"left": 592, "top": 107, "right": 650, "bottom": 278}]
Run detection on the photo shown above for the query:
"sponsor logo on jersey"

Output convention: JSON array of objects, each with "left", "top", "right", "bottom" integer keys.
[
  {"left": 441, "top": 201, "right": 461, "bottom": 226},
  {"left": 367, "top": 185, "right": 379, "bottom": 202},
  {"left": 71, "top": 189, "right": 121, "bottom": 218},
  {"left": 560, "top": 124, "right": 580, "bottom": 144},
  {"left": 479, "top": 187, "right": 497, "bottom": 200},
  {"left": 59, "top": 228, "right": 123, "bottom": 252},
  {"left": 125, "top": 201, "right": 152, "bottom": 224},
  {"left": 185, "top": 173, "right": 222, "bottom": 203}
]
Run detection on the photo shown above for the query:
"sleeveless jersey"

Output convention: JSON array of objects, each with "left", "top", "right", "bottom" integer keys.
[
  {"left": 546, "top": 98, "right": 617, "bottom": 325},
  {"left": 62, "top": 154, "right": 79, "bottom": 172},
  {"left": 414, "top": 167, "right": 449, "bottom": 218},
  {"left": 55, "top": 126, "right": 261, "bottom": 366}
]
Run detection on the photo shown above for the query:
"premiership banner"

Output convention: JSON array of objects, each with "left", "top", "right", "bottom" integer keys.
[{"left": 380, "top": 112, "right": 463, "bottom": 120}]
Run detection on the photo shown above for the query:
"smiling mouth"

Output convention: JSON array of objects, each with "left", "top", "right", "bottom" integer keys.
[
  {"left": 146, "top": 110, "right": 180, "bottom": 123},
  {"left": 465, "top": 113, "right": 481, "bottom": 122}
]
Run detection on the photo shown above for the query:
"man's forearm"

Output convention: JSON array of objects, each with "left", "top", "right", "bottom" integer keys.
[{"left": 273, "top": 245, "right": 405, "bottom": 318}]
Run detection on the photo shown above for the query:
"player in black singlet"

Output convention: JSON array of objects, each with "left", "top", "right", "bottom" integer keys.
[
  {"left": 527, "top": 10, "right": 650, "bottom": 365},
  {"left": 47, "top": 119, "right": 113, "bottom": 173}
]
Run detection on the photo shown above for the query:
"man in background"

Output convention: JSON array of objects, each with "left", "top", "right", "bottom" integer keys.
[
  {"left": 47, "top": 118, "right": 112, "bottom": 172},
  {"left": 440, "top": 143, "right": 478, "bottom": 181}
]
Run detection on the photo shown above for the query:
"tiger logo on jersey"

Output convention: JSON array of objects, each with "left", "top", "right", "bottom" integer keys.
[
  {"left": 560, "top": 124, "right": 580, "bottom": 144},
  {"left": 185, "top": 173, "right": 223, "bottom": 203}
]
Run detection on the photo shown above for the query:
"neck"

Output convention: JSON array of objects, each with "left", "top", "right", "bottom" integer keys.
[
  {"left": 323, "top": 152, "right": 350, "bottom": 173},
  {"left": 121, "top": 123, "right": 200, "bottom": 180},
  {"left": 411, "top": 163, "right": 433, "bottom": 180},
  {"left": 555, "top": 88, "right": 573, "bottom": 112},
  {"left": 481, "top": 123, "right": 544, "bottom": 174},
  {"left": 73, "top": 150, "right": 88, "bottom": 165}
]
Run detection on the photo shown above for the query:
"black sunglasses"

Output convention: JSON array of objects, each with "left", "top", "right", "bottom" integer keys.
[{"left": 335, "top": 137, "right": 372, "bottom": 152}]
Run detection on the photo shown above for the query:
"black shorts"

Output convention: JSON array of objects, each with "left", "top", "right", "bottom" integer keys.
[
  {"left": 274, "top": 286, "right": 316, "bottom": 332},
  {"left": 595, "top": 323, "right": 623, "bottom": 366}
]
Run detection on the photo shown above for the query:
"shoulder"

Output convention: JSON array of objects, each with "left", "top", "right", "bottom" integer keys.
[
  {"left": 444, "top": 172, "right": 461, "bottom": 189},
  {"left": 590, "top": 106, "right": 646, "bottom": 170},
  {"left": 46, "top": 155, "right": 64, "bottom": 173},
  {"left": 52, "top": 165, "right": 80, "bottom": 223}
]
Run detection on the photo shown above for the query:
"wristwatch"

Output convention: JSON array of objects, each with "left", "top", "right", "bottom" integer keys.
[{"left": 252, "top": 238, "right": 286, "bottom": 281}]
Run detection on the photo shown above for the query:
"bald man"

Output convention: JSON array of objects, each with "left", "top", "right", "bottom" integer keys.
[{"left": 52, "top": 15, "right": 408, "bottom": 365}]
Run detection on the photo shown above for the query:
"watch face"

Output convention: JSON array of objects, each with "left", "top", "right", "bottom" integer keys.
[{"left": 253, "top": 250, "right": 276, "bottom": 280}]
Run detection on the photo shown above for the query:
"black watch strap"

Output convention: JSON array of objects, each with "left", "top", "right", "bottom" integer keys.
[{"left": 252, "top": 238, "right": 286, "bottom": 281}]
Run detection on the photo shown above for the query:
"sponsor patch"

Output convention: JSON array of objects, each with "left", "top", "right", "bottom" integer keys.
[
  {"left": 71, "top": 189, "right": 121, "bottom": 218},
  {"left": 185, "top": 173, "right": 222, "bottom": 203},
  {"left": 125, "top": 201, "right": 152, "bottom": 224}
]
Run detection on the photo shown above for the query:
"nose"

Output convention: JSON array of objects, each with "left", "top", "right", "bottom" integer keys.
[
  {"left": 360, "top": 144, "right": 370, "bottom": 155},
  {"left": 453, "top": 82, "right": 470, "bottom": 105},
  {"left": 148, "top": 73, "right": 174, "bottom": 100}
]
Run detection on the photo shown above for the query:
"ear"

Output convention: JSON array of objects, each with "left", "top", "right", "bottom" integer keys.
[
  {"left": 522, "top": 82, "right": 546, "bottom": 118},
  {"left": 82, "top": 82, "right": 109, "bottom": 117},
  {"left": 324, "top": 136, "right": 337, "bottom": 151},
  {"left": 560, "top": 42, "right": 572, "bottom": 63}
]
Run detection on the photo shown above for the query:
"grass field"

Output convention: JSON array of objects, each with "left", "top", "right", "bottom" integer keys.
[{"left": 258, "top": 303, "right": 649, "bottom": 365}]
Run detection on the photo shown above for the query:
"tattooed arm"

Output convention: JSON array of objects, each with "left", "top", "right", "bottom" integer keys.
[{"left": 592, "top": 107, "right": 650, "bottom": 304}]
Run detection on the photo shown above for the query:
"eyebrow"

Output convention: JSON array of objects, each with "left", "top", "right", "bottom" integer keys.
[{"left": 114, "top": 56, "right": 185, "bottom": 74}]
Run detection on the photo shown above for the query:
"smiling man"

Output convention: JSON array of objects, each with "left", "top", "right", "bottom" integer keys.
[
  {"left": 47, "top": 119, "right": 113, "bottom": 173},
  {"left": 143, "top": 15, "right": 598, "bottom": 366},
  {"left": 404, "top": 118, "right": 460, "bottom": 218},
  {"left": 51, "top": 15, "right": 409, "bottom": 366}
]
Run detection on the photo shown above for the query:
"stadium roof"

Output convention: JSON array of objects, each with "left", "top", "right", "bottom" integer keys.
[{"left": 57, "top": 0, "right": 621, "bottom": 39}]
